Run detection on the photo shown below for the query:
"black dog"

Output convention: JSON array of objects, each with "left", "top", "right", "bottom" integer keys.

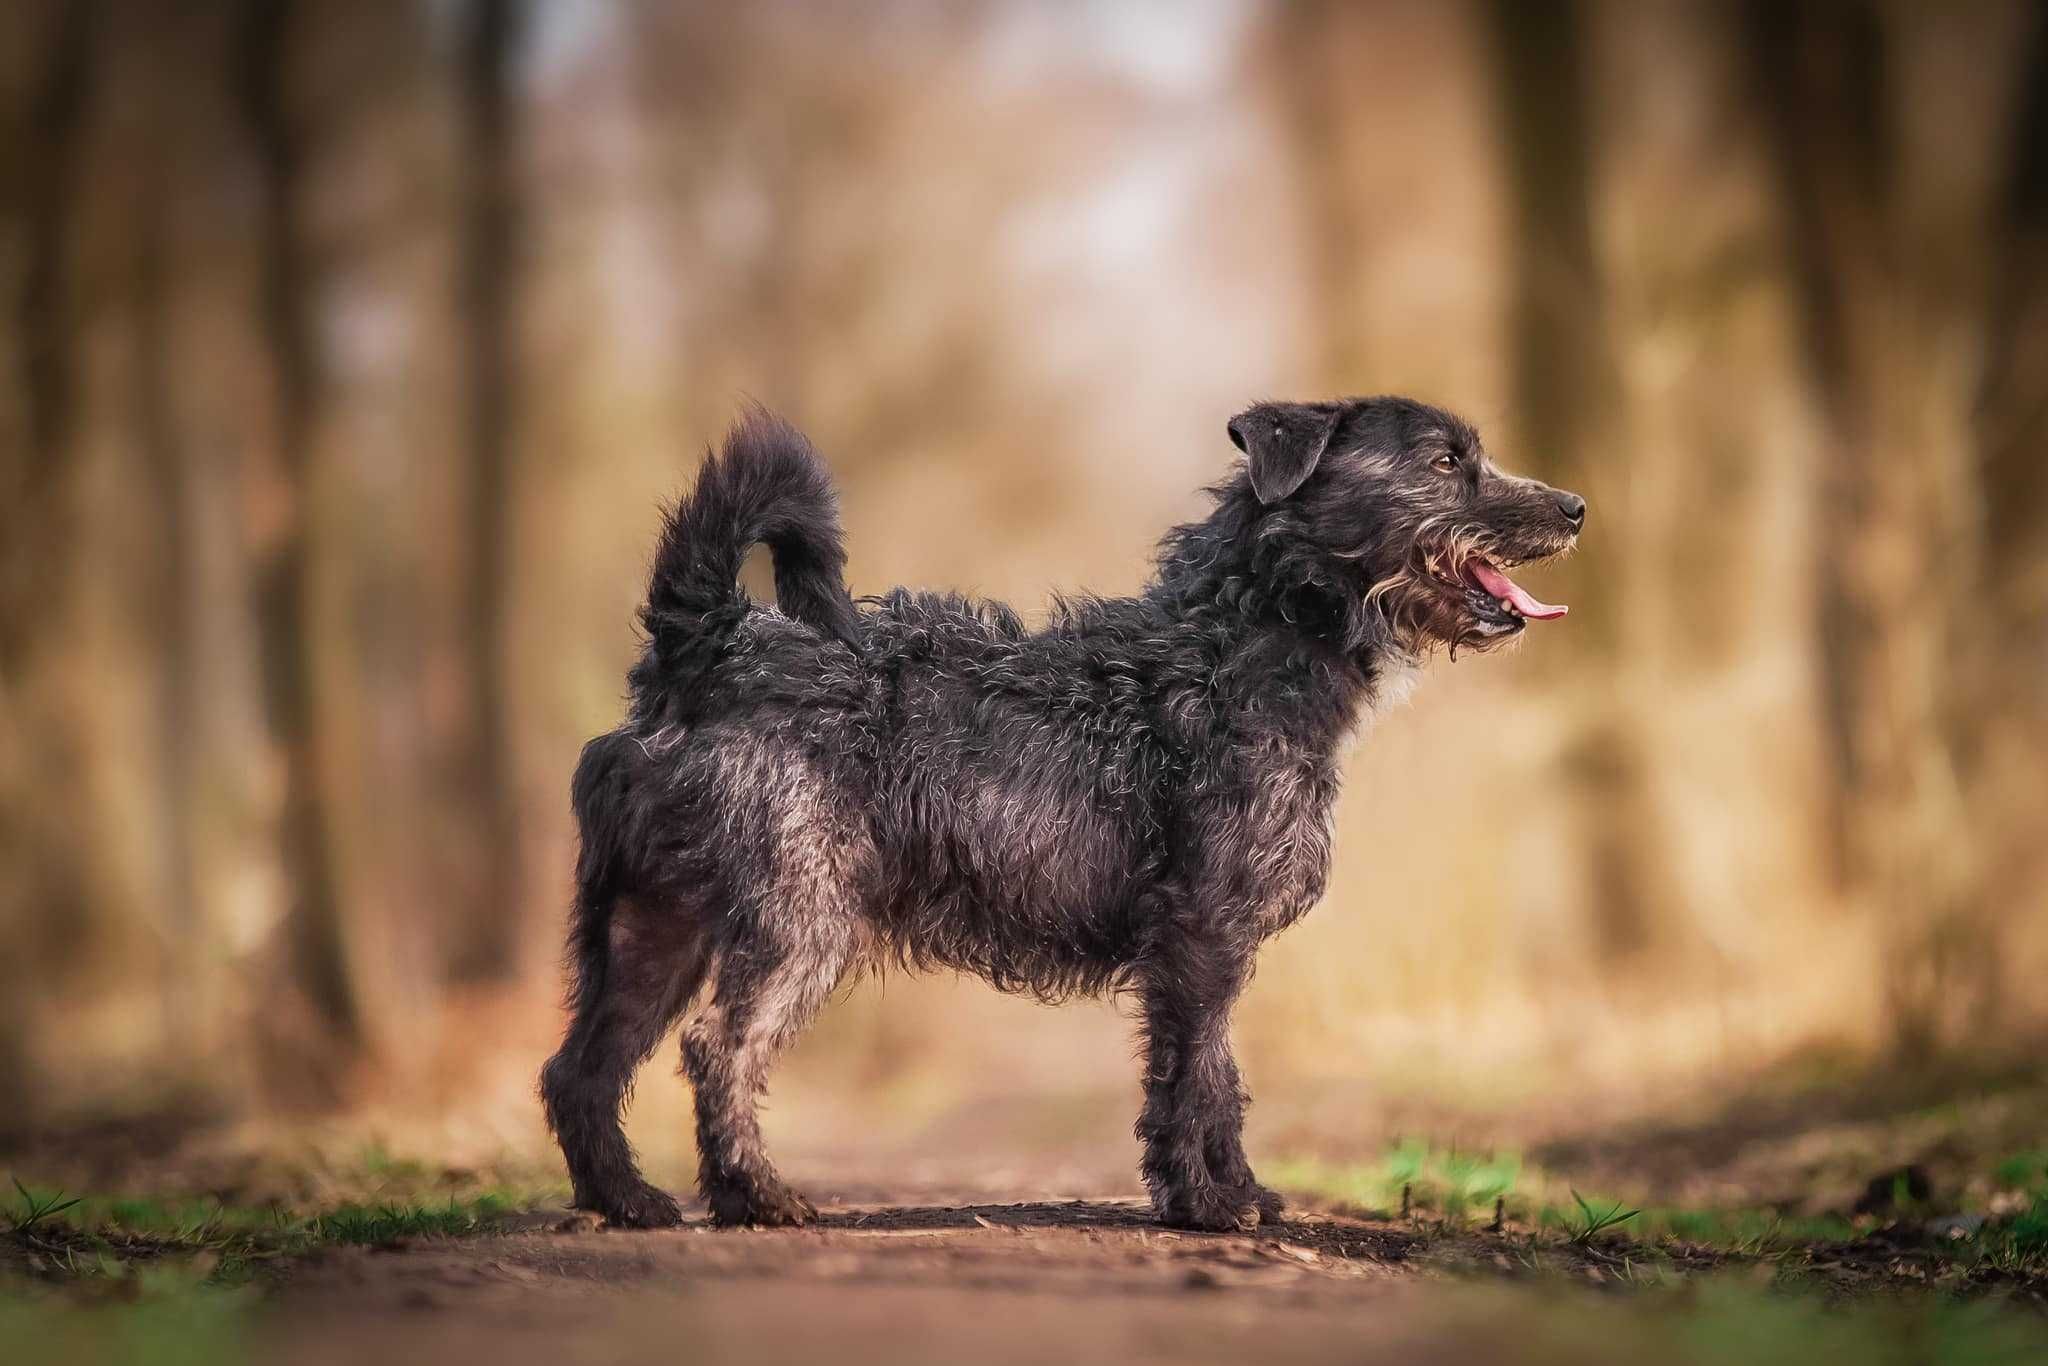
[{"left": 540, "top": 396, "right": 1584, "bottom": 1231}]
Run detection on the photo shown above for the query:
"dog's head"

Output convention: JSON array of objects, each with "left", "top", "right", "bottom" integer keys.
[{"left": 1226, "top": 396, "right": 1585, "bottom": 656}]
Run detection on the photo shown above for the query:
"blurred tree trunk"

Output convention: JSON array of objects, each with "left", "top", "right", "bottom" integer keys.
[
  {"left": 236, "top": 0, "right": 362, "bottom": 1089},
  {"left": 1744, "top": 0, "right": 1893, "bottom": 874},
  {"left": 1484, "top": 0, "right": 1666, "bottom": 961},
  {"left": 1968, "top": 7, "right": 2048, "bottom": 971},
  {"left": 1270, "top": 0, "right": 1371, "bottom": 386},
  {"left": 0, "top": 0, "right": 98, "bottom": 1135},
  {"left": 1745, "top": 0, "right": 1993, "bottom": 1053},
  {"left": 1980, "top": 10, "right": 2048, "bottom": 618},
  {"left": 1487, "top": 0, "right": 1613, "bottom": 530},
  {"left": 133, "top": 13, "right": 201, "bottom": 1058},
  {"left": 289, "top": 0, "right": 487, "bottom": 1077},
  {"left": 8, "top": 2, "right": 90, "bottom": 598},
  {"left": 449, "top": 0, "right": 525, "bottom": 982},
  {"left": 130, "top": 0, "right": 290, "bottom": 1088}
]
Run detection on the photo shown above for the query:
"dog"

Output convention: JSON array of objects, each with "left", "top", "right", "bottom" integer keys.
[{"left": 540, "top": 396, "right": 1584, "bottom": 1231}]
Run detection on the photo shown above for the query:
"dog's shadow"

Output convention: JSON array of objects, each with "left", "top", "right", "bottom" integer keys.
[
  {"left": 807, "top": 1198, "right": 1416, "bottom": 1258},
  {"left": 816, "top": 1198, "right": 1155, "bottom": 1233}
]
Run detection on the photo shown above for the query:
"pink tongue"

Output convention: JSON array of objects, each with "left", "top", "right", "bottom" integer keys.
[{"left": 1468, "top": 561, "right": 1568, "bottom": 621}]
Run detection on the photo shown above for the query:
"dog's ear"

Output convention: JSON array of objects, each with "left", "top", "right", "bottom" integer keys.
[{"left": 1228, "top": 402, "right": 1341, "bottom": 504}]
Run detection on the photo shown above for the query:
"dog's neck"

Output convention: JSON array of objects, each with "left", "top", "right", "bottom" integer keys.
[{"left": 1145, "top": 484, "right": 1410, "bottom": 757}]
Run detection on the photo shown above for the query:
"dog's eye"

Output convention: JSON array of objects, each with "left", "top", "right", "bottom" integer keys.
[{"left": 1431, "top": 452, "right": 1461, "bottom": 474}]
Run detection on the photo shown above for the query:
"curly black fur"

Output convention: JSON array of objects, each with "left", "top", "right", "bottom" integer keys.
[{"left": 540, "top": 396, "right": 1585, "bottom": 1232}]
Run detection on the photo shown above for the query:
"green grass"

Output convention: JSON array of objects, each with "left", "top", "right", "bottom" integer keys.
[
  {"left": 1267, "top": 1139, "right": 2048, "bottom": 1276},
  {"left": 4, "top": 1176, "right": 535, "bottom": 1298},
  {"left": 6, "top": 1177, "right": 81, "bottom": 1234},
  {"left": 1560, "top": 1189, "right": 1640, "bottom": 1245},
  {"left": 309, "top": 1193, "right": 514, "bottom": 1245},
  {"left": 1267, "top": 1140, "right": 1521, "bottom": 1222},
  {"left": 1622, "top": 1205, "right": 1860, "bottom": 1251},
  {"left": 1997, "top": 1192, "right": 2048, "bottom": 1260},
  {"left": 1994, "top": 1150, "right": 2048, "bottom": 1193}
]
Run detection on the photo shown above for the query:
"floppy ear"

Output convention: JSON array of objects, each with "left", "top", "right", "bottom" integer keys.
[{"left": 1228, "top": 402, "right": 1341, "bottom": 504}]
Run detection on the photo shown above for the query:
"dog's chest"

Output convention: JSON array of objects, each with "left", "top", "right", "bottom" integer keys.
[
  {"left": 1243, "top": 659, "right": 1420, "bottom": 933},
  {"left": 1233, "top": 753, "right": 1340, "bottom": 938}
]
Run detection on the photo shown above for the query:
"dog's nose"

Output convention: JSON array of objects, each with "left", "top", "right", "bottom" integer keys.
[{"left": 1555, "top": 491, "right": 1587, "bottom": 529}]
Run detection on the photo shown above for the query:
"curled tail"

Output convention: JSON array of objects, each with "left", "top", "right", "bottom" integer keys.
[{"left": 640, "top": 409, "right": 862, "bottom": 690}]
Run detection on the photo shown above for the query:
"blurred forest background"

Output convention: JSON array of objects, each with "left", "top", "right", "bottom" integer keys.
[{"left": 1, "top": 0, "right": 2044, "bottom": 1169}]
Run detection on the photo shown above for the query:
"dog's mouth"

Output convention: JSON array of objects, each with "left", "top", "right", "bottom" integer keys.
[
  {"left": 1367, "top": 531, "right": 1576, "bottom": 653},
  {"left": 1460, "top": 556, "right": 1568, "bottom": 638}
]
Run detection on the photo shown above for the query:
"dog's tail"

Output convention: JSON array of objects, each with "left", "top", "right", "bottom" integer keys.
[{"left": 640, "top": 408, "right": 862, "bottom": 687}]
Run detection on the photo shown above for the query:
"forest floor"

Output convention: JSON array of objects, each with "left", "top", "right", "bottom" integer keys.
[{"left": 6, "top": 1056, "right": 2048, "bottom": 1364}]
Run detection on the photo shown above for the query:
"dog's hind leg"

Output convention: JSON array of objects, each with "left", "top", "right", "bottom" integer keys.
[
  {"left": 540, "top": 893, "right": 709, "bottom": 1228},
  {"left": 676, "top": 737, "right": 872, "bottom": 1227},
  {"left": 682, "top": 903, "right": 859, "bottom": 1227}
]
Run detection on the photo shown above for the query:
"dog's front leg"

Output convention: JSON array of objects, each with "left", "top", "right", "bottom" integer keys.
[
  {"left": 1201, "top": 1050, "right": 1286, "bottom": 1225},
  {"left": 1136, "top": 934, "right": 1263, "bottom": 1232}
]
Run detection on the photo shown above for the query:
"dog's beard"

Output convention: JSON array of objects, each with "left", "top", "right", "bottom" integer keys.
[{"left": 1364, "top": 521, "right": 1573, "bottom": 657}]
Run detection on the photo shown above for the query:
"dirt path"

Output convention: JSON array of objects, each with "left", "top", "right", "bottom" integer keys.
[
  {"left": 284, "top": 1199, "right": 1416, "bottom": 1309},
  {"left": 248, "top": 1192, "right": 2048, "bottom": 1365},
  {"left": 10, "top": 1174, "right": 2048, "bottom": 1363},
  {"left": 265, "top": 1200, "right": 1490, "bottom": 1365}
]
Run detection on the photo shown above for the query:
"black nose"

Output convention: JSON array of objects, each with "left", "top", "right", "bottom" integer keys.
[{"left": 1555, "top": 490, "right": 1587, "bottom": 528}]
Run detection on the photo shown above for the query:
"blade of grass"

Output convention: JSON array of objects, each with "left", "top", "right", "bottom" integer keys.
[{"left": 1569, "top": 1188, "right": 1641, "bottom": 1246}]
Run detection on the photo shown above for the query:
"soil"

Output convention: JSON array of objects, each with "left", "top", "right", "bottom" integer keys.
[
  {"left": 260, "top": 1197, "right": 1576, "bottom": 1365},
  {"left": 237, "top": 1186, "right": 2043, "bottom": 1365}
]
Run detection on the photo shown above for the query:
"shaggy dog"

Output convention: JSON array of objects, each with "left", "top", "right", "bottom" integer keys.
[{"left": 540, "top": 396, "right": 1585, "bottom": 1231}]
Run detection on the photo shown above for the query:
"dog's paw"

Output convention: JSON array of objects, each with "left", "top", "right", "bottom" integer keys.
[
  {"left": 706, "top": 1180, "right": 818, "bottom": 1229},
  {"left": 1157, "top": 1187, "right": 1262, "bottom": 1233},
  {"left": 1239, "top": 1181, "right": 1286, "bottom": 1225},
  {"left": 598, "top": 1182, "right": 686, "bottom": 1230},
  {"left": 1209, "top": 1171, "right": 1288, "bottom": 1225}
]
